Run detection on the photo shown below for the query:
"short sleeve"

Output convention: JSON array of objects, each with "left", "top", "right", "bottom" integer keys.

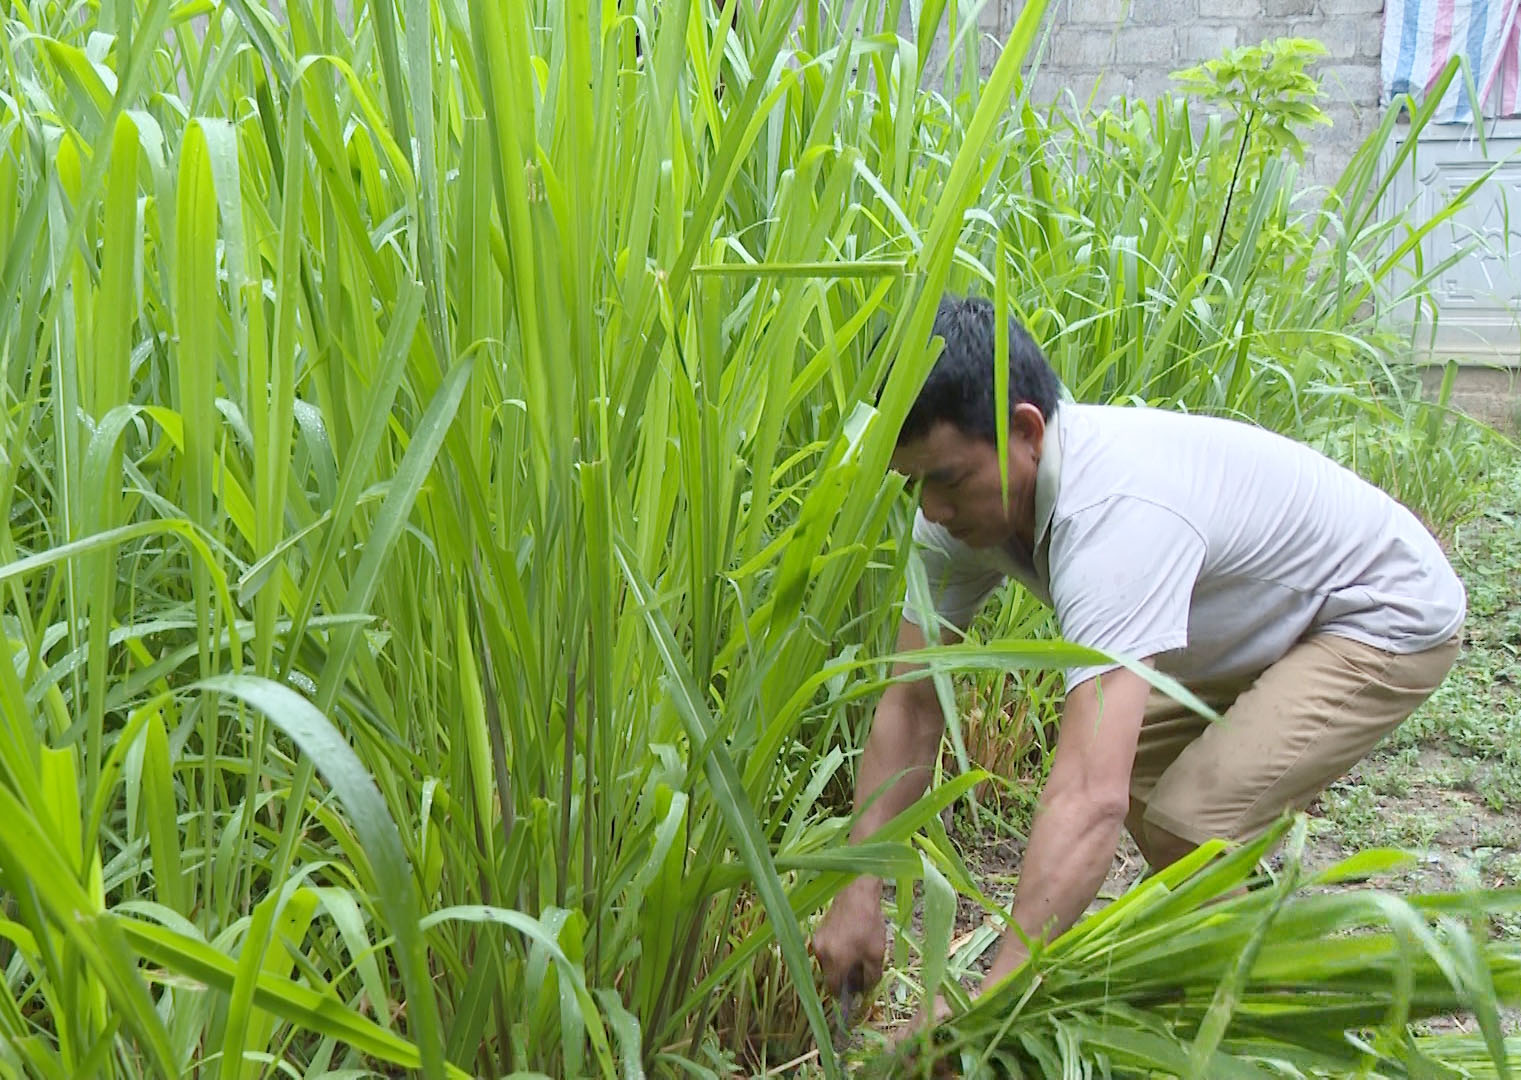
[
  {"left": 1051, "top": 497, "right": 1206, "bottom": 689},
  {"left": 902, "top": 510, "right": 1008, "bottom": 633}
]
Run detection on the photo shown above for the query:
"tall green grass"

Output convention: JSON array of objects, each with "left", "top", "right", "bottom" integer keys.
[{"left": 0, "top": 0, "right": 1506, "bottom": 1076}]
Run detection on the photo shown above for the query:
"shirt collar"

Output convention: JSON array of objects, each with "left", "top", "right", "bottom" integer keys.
[{"left": 1033, "top": 406, "right": 1063, "bottom": 547}]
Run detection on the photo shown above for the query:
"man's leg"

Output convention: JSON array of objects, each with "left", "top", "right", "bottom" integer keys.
[
  {"left": 1126, "top": 683, "right": 1240, "bottom": 868},
  {"left": 1139, "top": 633, "right": 1462, "bottom": 857}
]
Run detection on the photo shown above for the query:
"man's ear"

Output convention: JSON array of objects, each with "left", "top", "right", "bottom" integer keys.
[{"left": 1010, "top": 402, "right": 1046, "bottom": 449}]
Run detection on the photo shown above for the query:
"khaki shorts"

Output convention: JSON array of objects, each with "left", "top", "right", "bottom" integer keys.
[{"left": 1127, "top": 631, "right": 1462, "bottom": 863}]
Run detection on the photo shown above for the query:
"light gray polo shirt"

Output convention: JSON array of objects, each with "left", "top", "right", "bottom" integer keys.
[{"left": 904, "top": 403, "right": 1467, "bottom": 689}]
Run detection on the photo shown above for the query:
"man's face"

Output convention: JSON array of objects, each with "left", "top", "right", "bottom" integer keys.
[{"left": 890, "top": 408, "right": 1044, "bottom": 550}]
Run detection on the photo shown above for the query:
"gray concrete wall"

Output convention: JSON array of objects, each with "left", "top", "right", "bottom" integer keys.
[
  {"left": 978, "top": 0, "right": 1387, "bottom": 189},
  {"left": 1422, "top": 365, "right": 1521, "bottom": 431}
]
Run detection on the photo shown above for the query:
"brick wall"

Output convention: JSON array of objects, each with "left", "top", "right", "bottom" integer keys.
[{"left": 976, "top": 0, "right": 1388, "bottom": 188}]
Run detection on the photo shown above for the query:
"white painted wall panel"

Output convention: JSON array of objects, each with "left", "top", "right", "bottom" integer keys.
[{"left": 1382, "top": 120, "right": 1521, "bottom": 363}]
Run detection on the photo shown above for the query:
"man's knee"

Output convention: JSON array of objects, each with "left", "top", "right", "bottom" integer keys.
[{"left": 1129, "top": 814, "right": 1199, "bottom": 871}]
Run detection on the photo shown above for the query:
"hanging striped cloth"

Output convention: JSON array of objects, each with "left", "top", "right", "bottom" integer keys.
[{"left": 1383, "top": 0, "right": 1521, "bottom": 122}]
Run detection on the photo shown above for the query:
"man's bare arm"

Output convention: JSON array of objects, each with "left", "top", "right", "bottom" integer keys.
[
  {"left": 984, "top": 664, "right": 1152, "bottom": 985},
  {"left": 812, "top": 619, "right": 945, "bottom": 993},
  {"left": 849, "top": 619, "right": 945, "bottom": 850}
]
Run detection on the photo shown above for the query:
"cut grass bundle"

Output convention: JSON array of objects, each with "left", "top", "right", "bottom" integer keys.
[{"left": 870, "top": 817, "right": 1521, "bottom": 1079}]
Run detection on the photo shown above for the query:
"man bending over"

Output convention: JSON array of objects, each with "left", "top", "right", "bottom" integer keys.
[{"left": 811, "top": 294, "right": 1466, "bottom": 1011}]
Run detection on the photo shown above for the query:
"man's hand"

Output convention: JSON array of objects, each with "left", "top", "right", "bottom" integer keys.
[
  {"left": 811, "top": 877, "right": 886, "bottom": 1001},
  {"left": 982, "top": 933, "right": 1030, "bottom": 990},
  {"left": 892, "top": 994, "right": 952, "bottom": 1046}
]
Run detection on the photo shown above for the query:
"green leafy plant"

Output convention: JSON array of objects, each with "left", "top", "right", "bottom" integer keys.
[{"left": 1171, "top": 37, "right": 1331, "bottom": 275}]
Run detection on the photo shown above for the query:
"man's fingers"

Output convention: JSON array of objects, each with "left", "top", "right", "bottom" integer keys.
[
  {"left": 822, "top": 961, "right": 865, "bottom": 1003},
  {"left": 863, "top": 951, "right": 884, "bottom": 989},
  {"left": 838, "top": 968, "right": 860, "bottom": 1027},
  {"left": 812, "top": 939, "right": 848, "bottom": 998}
]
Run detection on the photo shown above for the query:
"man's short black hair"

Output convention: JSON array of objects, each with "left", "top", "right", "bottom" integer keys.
[{"left": 898, "top": 294, "right": 1062, "bottom": 446}]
